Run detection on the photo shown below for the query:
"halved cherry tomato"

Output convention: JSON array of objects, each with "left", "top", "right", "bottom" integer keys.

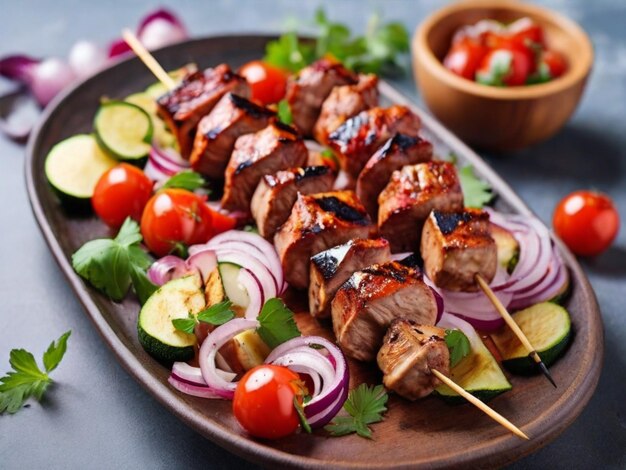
[
  {"left": 208, "top": 208, "right": 237, "bottom": 234},
  {"left": 542, "top": 50, "right": 567, "bottom": 78},
  {"left": 553, "top": 190, "right": 620, "bottom": 257},
  {"left": 476, "top": 47, "right": 532, "bottom": 86},
  {"left": 443, "top": 38, "right": 488, "bottom": 80},
  {"left": 233, "top": 364, "right": 306, "bottom": 439},
  {"left": 238, "top": 60, "right": 288, "bottom": 105},
  {"left": 92, "top": 163, "right": 153, "bottom": 228},
  {"left": 140, "top": 188, "right": 214, "bottom": 257}
]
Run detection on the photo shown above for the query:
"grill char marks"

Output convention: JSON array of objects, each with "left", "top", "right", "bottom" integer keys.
[
  {"left": 156, "top": 64, "right": 250, "bottom": 159},
  {"left": 274, "top": 190, "right": 375, "bottom": 289},
  {"left": 421, "top": 208, "right": 497, "bottom": 292},
  {"left": 356, "top": 133, "right": 433, "bottom": 220},
  {"left": 331, "top": 261, "right": 438, "bottom": 362},
  {"left": 309, "top": 238, "right": 391, "bottom": 318},
  {"left": 378, "top": 161, "right": 464, "bottom": 253},
  {"left": 189, "top": 93, "right": 275, "bottom": 178}
]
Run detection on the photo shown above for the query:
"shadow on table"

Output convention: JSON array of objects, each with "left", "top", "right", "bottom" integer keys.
[{"left": 582, "top": 245, "right": 626, "bottom": 278}]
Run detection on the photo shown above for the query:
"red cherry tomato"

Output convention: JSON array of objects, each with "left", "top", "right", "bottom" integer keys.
[
  {"left": 238, "top": 60, "right": 288, "bottom": 105},
  {"left": 443, "top": 38, "right": 488, "bottom": 80},
  {"left": 92, "top": 163, "right": 153, "bottom": 228},
  {"left": 542, "top": 50, "right": 567, "bottom": 78},
  {"left": 553, "top": 190, "right": 620, "bottom": 257},
  {"left": 477, "top": 47, "right": 532, "bottom": 86},
  {"left": 509, "top": 20, "right": 544, "bottom": 48},
  {"left": 209, "top": 208, "right": 237, "bottom": 235},
  {"left": 140, "top": 188, "right": 214, "bottom": 257},
  {"left": 233, "top": 364, "right": 305, "bottom": 439}
]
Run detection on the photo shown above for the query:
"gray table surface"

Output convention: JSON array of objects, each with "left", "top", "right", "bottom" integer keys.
[{"left": 1, "top": 1, "right": 624, "bottom": 468}]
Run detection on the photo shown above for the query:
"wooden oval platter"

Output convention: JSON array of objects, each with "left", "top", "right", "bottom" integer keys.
[{"left": 25, "top": 35, "right": 603, "bottom": 469}]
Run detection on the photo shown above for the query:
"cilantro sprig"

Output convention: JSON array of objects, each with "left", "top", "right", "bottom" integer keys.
[
  {"left": 445, "top": 329, "right": 471, "bottom": 368},
  {"left": 325, "top": 384, "right": 388, "bottom": 439},
  {"left": 0, "top": 331, "right": 71, "bottom": 414},
  {"left": 172, "top": 300, "right": 236, "bottom": 334},
  {"left": 256, "top": 298, "right": 301, "bottom": 349},
  {"left": 161, "top": 170, "right": 208, "bottom": 192},
  {"left": 72, "top": 218, "right": 157, "bottom": 304},
  {"left": 458, "top": 165, "right": 493, "bottom": 208}
]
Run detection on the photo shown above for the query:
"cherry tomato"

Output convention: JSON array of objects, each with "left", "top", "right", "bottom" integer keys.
[
  {"left": 553, "top": 190, "right": 620, "bottom": 257},
  {"left": 140, "top": 188, "right": 214, "bottom": 257},
  {"left": 509, "top": 20, "right": 544, "bottom": 48},
  {"left": 443, "top": 38, "right": 488, "bottom": 80},
  {"left": 542, "top": 50, "right": 567, "bottom": 78},
  {"left": 92, "top": 163, "right": 153, "bottom": 228},
  {"left": 477, "top": 47, "right": 532, "bottom": 86},
  {"left": 233, "top": 364, "right": 305, "bottom": 439},
  {"left": 238, "top": 60, "right": 288, "bottom": 105},
  {"left": 208, "top": 208, "right": 237, "bottom": 234}
]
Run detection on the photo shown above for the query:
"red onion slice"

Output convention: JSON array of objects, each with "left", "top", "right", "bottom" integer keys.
[
  {"left": 237, "top": 268, "right": 264, "bottom": 319},
  {"left": 147, "top": 255, "right": 187, "bottom": 285},
  {"left": 186, "top": 250, "right": 217, "bottom": 283},
  {"left": 168, "top": 375, "right": 226, "bottom": 399},
  {"left": 213, "top": 249, "right": 277, "bottom": 300}
]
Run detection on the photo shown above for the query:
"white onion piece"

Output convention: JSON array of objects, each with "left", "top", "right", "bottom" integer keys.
[
  {"left": 68, "top": 40, "right": 107, "bottom": 78},
  {"left": 237, "top": 268, "right": 264, "bottom": 319},
  {"left": 168, "top": 375, "right": 226, "bottom": 399}
]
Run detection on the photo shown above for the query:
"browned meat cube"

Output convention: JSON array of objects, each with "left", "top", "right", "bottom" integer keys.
[
  {"left": 378, "top": 161, "right": 463, "bottom": 253},
  {"left": 327, "top": 105, "right": 422, "bottom": 180},
  {"left": 309, "top": 238, "right": 391, "bottom": 319},
  {"left": 156, "top": 65, "right": 249, "bottom": 159},
  {"left": 356, "top": 134, "right": 433, "bottom": 220},
  {"left": 221, "top": 122, "right": 308, "bottom": 212},
  {"left": 331, "top": 261, "right": 438, "bottom": 361},
  {"left": 377, "top": 320, "right": 449, "bottom": 400},
  {"left": 286, "top": 59, "right": 357, "bottom": 136},
  {"left": 313, "top": 74, "right": 379, "bottom": 146},
  {"left": 189, "top": 94, "right": 275, "bottom": 178},
  {"left": 274, "top": 191, "right": 375, "bottom": 289},
  {"left": 420, "top": 209, "right": 497, "bottom": 292},
  {"left": 251, "top": 166, "right": 335, "bottom": 239}
]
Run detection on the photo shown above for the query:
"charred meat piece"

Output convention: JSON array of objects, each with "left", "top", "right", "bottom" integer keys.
[
  {"left": 221, "top": 122, "right": 308, "bottom": 212},
  {"left": 313, "top": 74, "right": 379, "bottom": 146},
  {"left": 377, "top": 320, "right": 449, "bottom": 400},
  {"left": 309, "top": 238, "right": 391, "bottom": 319},
  {"left": 156, "top": 65, "right": 249, "bottom": 159},
  {"left": 327, "top": 105, "right": 422, "bottom": 180},
  {"left": 189, "top": 94, "right": 275, "bottom": 178},
  {"left": 251, "top": 166, "right": 335, "bottom": 239},
  {"left": 356, "top": 134, "right": 433, "bottom": 219},
  {"left": 331, "top": 261, "right": 438, "bottom": 361},
  {"left": 378, "top": 161, "right": 463, "bottom": 253},
  {"left": 274, "top": 191, "right": 374, "bottom": 289},
  {"left": 286, "top": 59, "right": 357, "bottom": 136},
  {"left": 421, "top": 209, "right": 497, "bottom": 292}
]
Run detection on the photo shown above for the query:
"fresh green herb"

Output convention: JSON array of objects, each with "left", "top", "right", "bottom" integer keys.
[
  {"left": 256, "top": 298, "right": 301, "bottom": 349},
  {"left": 161, "top": 170, "right": 208, "bottom": 192},
  {"left": 443, "top": 151, "right": 458, "bottom": 165},
  {"left": 320, "top": 148, "right": 339, "bottom": 167},
  {"left": 264, "top": 8, "right": 410, "bottom": 76},
  {"left": 458, "top": 165, "right": 493, "bottom": 208},
  {"left": 172, "top": 301, "right": 236, "bottom": 334},
  {"left": 72, "top": 218, "right": 157, "bottom": 303},
  {"left": 0, "top": 331, "right": 71, "bottom": 414},
  {"left": 325, "top": 384, "right": 388, "bottom": 438},
  {"left": 243, "top": 224, "right": 259, "bottom": 234},
  {"left": 445, "top": 329, "right": 471, "bottom": 368},
  {"left": 277, "top": 99, "right": 293, "bottom": 125},
  {"left": 507, "top": 250, "right": 520, "bottom": 274},
  {"left": 294, "top": 396, "right": 312, "bottom": 434},
  {"left": 526, "top": 62, "right": 552, "bottom": 85},
  {"left": 476, "top": 50, "right": 512, "bottom": 87}
]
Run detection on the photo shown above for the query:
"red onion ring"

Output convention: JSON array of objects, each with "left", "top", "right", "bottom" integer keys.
[
  {"left": 212, "top": 249, "right": 277, "bottom": 300},
  {"left": 147, "top": 255, "right": 187, "bottom": 285},
  {"left": 237, "top": 268, "right": 264, "bottom": 319}
]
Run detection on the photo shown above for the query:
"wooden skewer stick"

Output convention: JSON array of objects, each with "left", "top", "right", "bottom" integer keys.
[
  {"left": 475, "top": 273, "right": 557, "bottom": 388},
  {"left": 121, "top": 29, "right": 176, "bottom": 91},
  {"left": 431, "top": 369, "right": 529, "bottom": 440}
]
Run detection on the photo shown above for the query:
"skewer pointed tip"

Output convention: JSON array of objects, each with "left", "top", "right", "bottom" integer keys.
[{"left": 534, "top": 356, "right": 557, "bottom": 388}]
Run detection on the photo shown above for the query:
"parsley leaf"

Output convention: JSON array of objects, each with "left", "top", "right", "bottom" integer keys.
[
  {"left": 172, "top": 301, "right": 236, "bottom": 334},
  {"left": 264, "top": 32, "right": 315, "bottom": 73},
  {"left": 277, "top": 99, "right": 293, "bottom": 125},
  {"left": 445, "top": 329, "right": 471, "bottom": 367},
  {"left": 72, "top": 218, "right": 157, "bottom": 303},
  {"left": 256, "top": 298, "right": 301, "bottom": 349},
  {"left": 458, "top": 165, "right": 493, "bottom": 208},
  {"left": 0, "top": 331, "right": 71, "bottom": 414},
  {"left": 161, "top": 170, "right": 208, "bottom": 192},
  {"left": 171, "top": 315, "right": 197, "bottom": 335},
  {"left": 325, "top": 384, "right": 388, "bottom": 438}
]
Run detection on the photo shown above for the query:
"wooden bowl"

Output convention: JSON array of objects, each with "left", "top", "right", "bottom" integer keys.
[{"left": 412, "top": 0, "right": 593, "bottom": 151}]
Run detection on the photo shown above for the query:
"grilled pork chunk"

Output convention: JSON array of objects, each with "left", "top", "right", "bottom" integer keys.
[
  {"left": 421, "top": 209, "right": 497, "bottom": 292},
  {"left": 377, "top": 320, "right": 449, "bottom": 400},
  {"left": 331, "top": 261, "right": 438, "bottom": 361},
  {"left": 313, "top": 74, "right": 379, "bottom": 146},
  {"left": 356, "top": 134, "right": 433, "bottom": 219},
  {"left": 189, "top": 93, "right": 275, "bottom": 178},
  {"left": 327, "top": 105, "right": 422, "bottom": 181},
  {"left": 156, "top": 65, "right": 249, "bottom": 159},
  {"left": 274, "top": 191, "right": 374, "bottom": 289},
  {"left": 309, "top": 238, "right": 391, "bottom": 319},
  {"left": 378, "top": 161, "right": 463, "bottom": 253},
  {"left": 286, "top": 59, "right": 357, "bottom": 136},
  {"left": 221, "top": 122, "right": 308, "bottom": 212},
  {"left": 251, "top": 166, "right": 335, "bottom": 239}
]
